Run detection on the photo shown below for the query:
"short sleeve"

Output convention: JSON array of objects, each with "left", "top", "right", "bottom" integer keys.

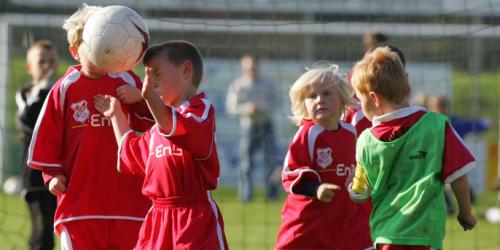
[
  {"left": 282, "top": 126, "right": 321, "bottom": 194},
  {"left": 118, "top": 130, "right": 151, "bottom": 176},
  {"left": 158, "top": 98, "right": 215, "bottom": 159},
  {"left": 441, "top": 123, "right": 475, "bottom": 183},
  {"left": 27, "top": 83, "right": 64, "bottom": 170}
]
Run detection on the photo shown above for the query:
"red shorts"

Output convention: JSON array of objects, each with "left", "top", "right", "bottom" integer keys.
[
  {"left": 59, "top": 219, "right": 143, "bottom": 250},
  {"left": 135, "top": 192, "right": 228, "bottom": 250},
  {"left": 377, "top": 244, "right": 435, "bottom": 250}
]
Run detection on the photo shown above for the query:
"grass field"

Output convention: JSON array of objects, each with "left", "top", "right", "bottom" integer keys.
[{"left": 1, "top": 188, "right": 499, "bottom": 250}]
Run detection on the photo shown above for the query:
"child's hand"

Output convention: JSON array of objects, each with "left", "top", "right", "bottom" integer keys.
[
  {"left": 316, "top": 183, "right": 340, "bottom": 203},
  {"left": 142, "top": 67, "right": 158, "bottom": 100},
  {"left": 345, "top": 167, "right": 355, "bottom": 189},
  {"left": 48, "top": 175, "right": 67, "bottom": 196},
  {"left": 116, "top": 85, "right": 143, "bottom": 104},
  {"left": 457, "top": 212, "right": 476, "bottom": 231},
  {"left": 94, "top": 94, "right": 122, "bottom": 118}
]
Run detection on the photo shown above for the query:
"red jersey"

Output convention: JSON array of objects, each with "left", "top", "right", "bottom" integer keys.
[
  {"left": 343, "top": 106, "right": 372, "bottom": 135},
  {"left": 28, "top": 65, "right": 152, "bottom": 233},
  {"left": 118, "top": 93, "right": 228, "bottom": 249},
  {"left": 369, "top": 106, "right": 475, "bottom": 182},
  {"left": 276, "top": 121, "right": 372, "bottom": 250}
]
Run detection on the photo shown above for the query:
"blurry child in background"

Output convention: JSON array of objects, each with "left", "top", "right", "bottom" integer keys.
[
  {"left": 16, "top": 39, "right": 58, "bottom": 250},
  {"left": 94, "top": 40, "right": 228, "bottom": 249},
  {"left": 275, "top": 64, "right": 372, "bottom": 250},
  {"left": 350, "top": 47, "right": 476, "bottom": 250},
  {"left": 27, "top": 4, "right": 152, "bottom": 249}
]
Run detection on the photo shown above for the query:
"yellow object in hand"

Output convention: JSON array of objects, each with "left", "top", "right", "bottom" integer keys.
[{"left": 352, "top": 163, "right": 368, "bottom": 193}]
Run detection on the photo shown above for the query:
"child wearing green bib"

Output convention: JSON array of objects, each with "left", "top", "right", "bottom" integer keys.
[{"left": 348, "top": 46, "right": 476, "bottom": 250}]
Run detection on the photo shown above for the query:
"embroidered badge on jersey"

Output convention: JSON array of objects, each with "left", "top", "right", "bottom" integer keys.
[
  {"left": 316, "top": 147, "right": 333, "bottom": 169},
  {"left": 71, "top": 100, "right": 90, "bottom": 123}
]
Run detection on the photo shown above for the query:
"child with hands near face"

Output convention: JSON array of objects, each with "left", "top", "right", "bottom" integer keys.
[
  {"left": 275, "top": 64, "right": 372, "bottom": 250},
  {"left": 94, "top": 40, "right": 228, "bottom": 250}
]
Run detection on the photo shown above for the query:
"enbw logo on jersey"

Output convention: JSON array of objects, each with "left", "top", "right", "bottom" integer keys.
[
  {"left": 316, "top": 147, "right": 333, "bottom": 169},
  {"left": 71, "top": 100, "right": 90, "bottom": 123}
]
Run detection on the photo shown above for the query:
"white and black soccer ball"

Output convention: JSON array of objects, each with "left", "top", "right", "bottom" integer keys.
[{"left": 81, "top": 5, "right": 149, "bottom": 73}]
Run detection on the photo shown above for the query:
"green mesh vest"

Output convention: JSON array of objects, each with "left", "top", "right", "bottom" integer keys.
[{"left": 356, "top": 112, "right": 448, "bottom": 249}]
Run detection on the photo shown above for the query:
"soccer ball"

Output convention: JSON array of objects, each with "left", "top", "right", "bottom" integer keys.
[
  {"left": 81, "top": 5, "right": 149, "bottom": 73},
  {"left": 3, "top": 176, "right": 21, "bottom": 195}
]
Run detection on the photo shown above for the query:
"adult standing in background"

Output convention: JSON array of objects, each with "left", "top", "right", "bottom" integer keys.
[
  {"left": 226, "top": 54, "right": 279, "bottom": 202},
  {"left": 15, "top": 39, "right": 58, "bottom": 250}
]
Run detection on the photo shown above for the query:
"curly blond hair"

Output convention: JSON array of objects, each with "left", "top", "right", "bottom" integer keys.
[
  {"left": 62, "top": 4, "right": 102, "bottom": 46},
  {"left": 289, "top": 63, "right": 357, "bottom": 126}
]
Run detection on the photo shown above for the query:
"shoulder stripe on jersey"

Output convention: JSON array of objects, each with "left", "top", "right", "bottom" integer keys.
[
  {"left": 308, "top": 124, "right": 324, "bottom": 161},
  {"left": 449, "top": 124, "right": 474, "bottom": 154},
  {"left": 108, "top": 72, "right": 137, "bottom": 88},
  {"left": 195, "top": 117, "right": 216, "bottom": 161},
  {"left": 352, "top": 110, "right": 366, "bottom": 126},
  {"left": 340, "top": 121, "right": 357, "bottom": 137},
  {"left": 117, "top": 130, "right": 135, "bottom": 173},
  {"left": 59, "top": 69, "right": 81, "bottom": 112},
  {"left": 156, "top": 106, "right": 177, "bottom": 137},
  {"left": 185, "top": 98, "right": 211, "bottom": 123},
  {"left": 208, "top": 193, "right": 226, "bottom": 250}
]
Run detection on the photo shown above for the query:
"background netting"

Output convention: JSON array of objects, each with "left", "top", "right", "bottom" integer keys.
[{"left": 0, "top": 0, "right": 499, "bottom": 249}]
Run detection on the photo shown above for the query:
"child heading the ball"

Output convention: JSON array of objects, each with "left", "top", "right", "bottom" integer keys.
[
  {"left": 27, "top": 4, "right": 153, "bottom": 249},
  {"left": 274, "top": 64, "right": 372, "bottom": 250},
  {"left": 94, "top": 40, "right": 229, "bottom": 249},
  {"left": 349, "top": 46, "right": 476, "bottom": 250}
]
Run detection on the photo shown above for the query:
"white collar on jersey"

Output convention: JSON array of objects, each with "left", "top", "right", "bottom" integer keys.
[{"left": 372, "top": 105, "right": 426, "bottom": 126}]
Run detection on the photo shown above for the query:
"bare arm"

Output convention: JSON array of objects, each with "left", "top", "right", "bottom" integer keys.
[
  {"left": 142, "top": 67, "right": 173, "bottom": 133},
  {"left": 450, "top": 175, "right": 477, "bottom": 231},
  {"left": 93, "top": 94, "right": 131, "bottom": 145}
]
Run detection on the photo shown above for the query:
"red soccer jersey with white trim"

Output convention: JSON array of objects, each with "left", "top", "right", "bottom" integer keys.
[
  {"left": 118, "top": 93, "right": 228, "bottom": 249},
  {"left": 276, "top": 120, "right": 372, "bottom": 250},
  {"left": 28, "top": 65, "right": 152, "bottom": 232},
  {"left": 118, "top": 93, "right": 220, "bottom": 197},
  {"left": 370, "top": 106, "right": 475, "bottom": 182}
]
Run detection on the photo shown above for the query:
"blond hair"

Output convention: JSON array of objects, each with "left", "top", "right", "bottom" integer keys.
[
  {"left": 62, "top": 4, "right": 101, "bottom": 46},
  {"left": 351, "top": 46, "right": 410, "bottom": 104},
  {"left": 289, "top": 63, "right": 356, "bottom": 126}
]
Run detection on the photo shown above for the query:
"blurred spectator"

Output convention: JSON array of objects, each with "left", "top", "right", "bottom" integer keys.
[
  {"left": 226, "top": 54, "right": 280, "bottom": 202},
  {"left": 427, "top": 95, "right": 491, "bottom": 137},
  {"left": 15, "top": 39, "right": 58, "bottom": 250},
  {"left": 362, "top": 31, "right": 389, "bottom": 53}
]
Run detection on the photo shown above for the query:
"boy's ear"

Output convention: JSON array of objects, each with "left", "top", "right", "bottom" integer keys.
[
  {"left": 368, "top": 91, "right": 383, "bottom": 108},
  {"left": 182, "top": 61, "right": 193, "bottom": 80},
  {"left": 69, "top": 44, "right": 79, "bottom": 61}
]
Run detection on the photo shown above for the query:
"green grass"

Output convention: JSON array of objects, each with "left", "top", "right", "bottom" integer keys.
[{"left": 1, "top": 189, "right": 500, "bottom": 250}]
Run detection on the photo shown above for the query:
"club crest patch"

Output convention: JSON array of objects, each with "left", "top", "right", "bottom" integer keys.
[
  {"left": 71, "top": 100, "right": 90, "bottom": 123},
  {"left": 316, "top": 147, "right": 333, "bottom": 169}
]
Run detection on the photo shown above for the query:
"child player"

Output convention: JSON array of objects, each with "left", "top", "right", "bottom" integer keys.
[
  {"left": 16, "top": 39, "right": 58, "bottom": 250},
  {"left": 27, "top": 4, "right": 152, "bottom": 249},
  {"left": 275, "top": 64, "right": 372, "bottom": 250},
  {"left": 94, "top": 40, "right": 228, "bottom": 249},
  {"left": 349, "top": 47, "right": 476, "bottom": 250}
]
